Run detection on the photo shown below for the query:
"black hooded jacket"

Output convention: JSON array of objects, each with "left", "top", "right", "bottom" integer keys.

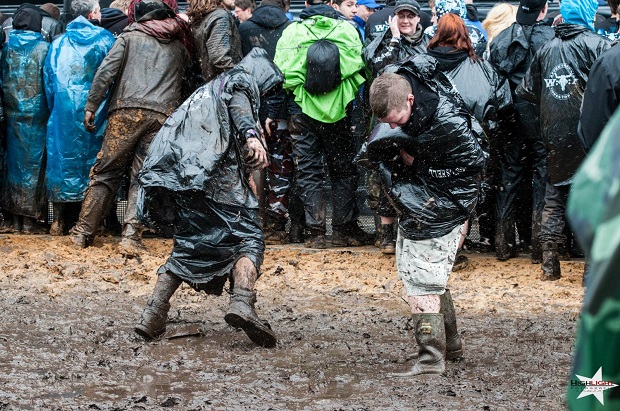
[
  {"left": 578, "top": 43, "right": 620, "bottom": 151},
  {"left": 488, "top": 21, "right": 555, "bottom": 90},
  {"left": 367, "top": 54, "right": 486, "bottom": 240},
  {"left": 427, "top": 46, "right": 512, "bottom": 141},
  {"left": 101, "top": 7, "right": 129, "bottom": 36},
  {"left": 517, "top": 23, "right": 610, "bottom": 184},
  {"left": 239, "top": 5, "right": 291, "bottom": 58}
]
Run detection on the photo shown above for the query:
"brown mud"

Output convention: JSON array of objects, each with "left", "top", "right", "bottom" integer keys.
[{"left": 0, "top": 234, "right": 584, "bottom": 410}]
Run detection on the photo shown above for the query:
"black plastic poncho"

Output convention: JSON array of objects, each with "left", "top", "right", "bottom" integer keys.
[
  {"left": 138, "top": 48, "right": 283, "bottom": 293},
  {"left": 368, "top": 54, "right": 486, "bottom": 241}
]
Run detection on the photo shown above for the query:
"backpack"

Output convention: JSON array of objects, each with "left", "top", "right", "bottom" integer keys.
[{"left": 304, "top": 22, "right": 342, "bottom": 94}]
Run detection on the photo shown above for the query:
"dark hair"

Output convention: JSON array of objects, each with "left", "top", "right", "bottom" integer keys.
[
  {"left": 369, "top": 72, "right": 412, "bottom": 119},
  {"left": 235, "top": 0, "right": 256, "bottom": 10},
  {"left": 607, "top": 0, "right": 620, "bottom": 15},
  {"left": 427, "top": 13, "right": 477, "bottom": 60},
  {"left": 40, "top": 3, "right": 61, "bottom": 20},
  {"left": 259, "top": 0, "right": 286, "bottom": 9}
]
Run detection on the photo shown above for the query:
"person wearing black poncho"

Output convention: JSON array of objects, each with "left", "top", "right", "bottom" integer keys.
[{"left": 135, "top": 48, "right": 282, "bottom": 348}]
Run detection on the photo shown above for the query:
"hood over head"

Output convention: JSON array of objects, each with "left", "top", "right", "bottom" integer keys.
[
  {"left": 560, "top": 0, "right": 597, "bottom": 31},
  {"left": 134, "top": 0, "right": 176, "bottom": 22},
  {"left": 13, "top": 3, "right": 43, "bottom": 32},
  {"left": 236, "top": 47, "right": 284, "bottom": 95}
]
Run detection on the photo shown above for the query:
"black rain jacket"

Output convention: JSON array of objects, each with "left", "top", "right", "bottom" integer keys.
[
  {"left": 367, "top": 54, "right": 486, "bottom": 240},
  {"left": 239, "top": 4, "right": 291, "bottom": 59},
  {"left": 517, "top": 23, "right": 610, "bottom": 184}
]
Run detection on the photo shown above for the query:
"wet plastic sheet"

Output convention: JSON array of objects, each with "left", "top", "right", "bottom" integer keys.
[
  {"left": 44, "top": 16, "right": 115, "bottom": 202},
  {"left": 1, "top": 30, "right": 49, "bottom": 218}
]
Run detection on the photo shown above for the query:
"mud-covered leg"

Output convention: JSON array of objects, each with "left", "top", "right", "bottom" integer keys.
[
  {"left": 135, "top": 271, "right": 182, "bottom": 340},
  {"left": 225, "top": 257, "right": 277, "bottom": 347}
]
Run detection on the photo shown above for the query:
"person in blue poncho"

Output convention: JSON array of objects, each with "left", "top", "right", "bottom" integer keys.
[
  {"left": 43, "top": 0, "right": 115, "bottom": 236},
  {"left": 0, "top": 4, "right": 50, "bottom": 234}
]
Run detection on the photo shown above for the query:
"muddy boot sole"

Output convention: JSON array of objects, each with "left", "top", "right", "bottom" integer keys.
[
  {"left": 224, "top": 312, "right": 277, "bottom": 348},
  {"left": 134, "top": 323, "right": 165, "bottom": 341}
]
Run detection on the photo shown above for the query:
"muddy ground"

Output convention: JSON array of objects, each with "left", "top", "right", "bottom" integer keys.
[{"left": 0, "top": 234, "right": 585, "bottom": 410}]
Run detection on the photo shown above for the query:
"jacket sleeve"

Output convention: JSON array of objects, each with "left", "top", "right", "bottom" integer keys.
[
  {"left": 206, "top": 14, "right": 239, "bottom": 74},
  {"left": 363, "top": 34, "right": 399, "bottom": 77},
  {"left": 578, "top": 57, "right": 616, "bottom": 152},
  {"left": 516, "top": 52, "right": 541, "bottom": 104},
  {"left": 228, "top": 89, "right": 257, "bottom": 145},
  {"left": 84, "top": 36, "right": 126, "bottom": 113}
]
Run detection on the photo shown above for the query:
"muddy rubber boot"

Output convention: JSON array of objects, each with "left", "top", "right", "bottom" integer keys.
[
  {"left": 392, "top": 313, "right": 446, "bottom": 377},
  {"left": 440, "top": 290, "right": 463, "bottom": 360},
  {"left": 0, "top": 211, "right": 14, "bottom": 233},
  {"left": 379, "top": 224, "right": 396, "bottom": 254},
  {"left": 118, "top": 236, "right": 147, "bottom": 257},
  {"left": 224, "top": 287, "right": 277, "bottom": 348},
  {"left": 263, "top": 221, "right": 288, "bottom": 245},
  {"left": 451, "top": 251, "right": 469, "bottom": 272},
  {"left": 135, "top": 271, "right": 181, "bottom": 340},
  {"left": 540, "top": 241, "right": 561, "bottom": 281},
  {"left": 135, "top": 298, "right": 171, "bottom": 340},
  {"left": 22, "top": 217, "right": 48, "bottom": 235}
]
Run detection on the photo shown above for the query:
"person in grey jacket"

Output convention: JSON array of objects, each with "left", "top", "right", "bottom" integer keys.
[
  {"left": 70, "top": 0, "right": 191, "bottom": 256},
  {"left": 188, "top": 0, "right": 243, "bottom": 83}
]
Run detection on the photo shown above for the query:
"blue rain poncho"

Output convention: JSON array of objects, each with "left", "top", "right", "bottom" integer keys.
[
  {"left": 44, "top": 17, "right": 114, "bottom": 203},
  {"left": 1, "top": 30, "right": 50, "bottom": 219}
]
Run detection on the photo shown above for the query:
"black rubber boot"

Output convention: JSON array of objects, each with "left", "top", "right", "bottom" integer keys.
[
  {"left": 289, "top": 222, "right": 305, "bottom": 243},
  {"left": 441, "top": 290, "right": 463, "bottom": 360},
  {"left": 135, "top": 272, "right": 181, "bottom": 340},
  {"left": 263, "top": 221, "right": 288, "bottom": 245},
  {"left": 379, "top": 224, "right": 396, "bottom": 254},
  {"left": 392, "top": 313, "right": 446, "bottom": 377},
  {"left": 305, "top": 229, "right": 327, "bottom": 249},
  {"left": 541, "top": 241, "right": 561, "bottom": 281},
  {"left": 331, "top": 221, "right": 374, "bottom": 247},
  {"left": 225, "top": 287, "right": 277, "bottom": 348}
]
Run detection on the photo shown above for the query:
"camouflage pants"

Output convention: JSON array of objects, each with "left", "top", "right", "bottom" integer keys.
[{"left": 396, "top": 224, "right": 464, "bottom": 296}]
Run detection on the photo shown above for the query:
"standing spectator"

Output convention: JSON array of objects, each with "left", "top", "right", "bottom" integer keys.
[
  {"left": 0, "top": 4, "right": 50, "bottom": 234},
  {"left": 364, "top": 0, "right": 431, "bottom": 43},
  {"left": 362, "top": 0, "right": 428, "bottom": 254},
  {"left": 70, "top": 0, "right": 191, "bottom": 255},
  {"left": 578, "top": 43, "right": 620, "bottom": 152},
  {"left": 274, "top": 0, "right": 372, "bottom": 248},
  {"left": 424, "top": 0, "right": 487, "bottom": 57},
  {"left": 367, "top": 59, "right": 485, "bottom": 376},
  {"left": 332, "top": 0, "right": 358, "bottom": 20},
  {"left": 44, "top": 0, "right": 115, "bottom": 236},
  {"left": 488, "top": 0, "right": 554, "bottom": 263},
  {"left": 136, "top": 49, "right": 281, "bottom": 347},
  {"left": 353, "top": 0, "right": 382, "bottom": 41},
  {"left": 234, "top": 0, "right": 255, "bottom": 23},
  {"left": 595, "top": 0, "right": 619, "bottom": 40},
  {"left": 517, "top": 0, "right": 610, "bottom": 281},
  {"left": 188, "top": 0, "right": 242, "bottom": 84},
  {"left": 481, "top": 3, "right": 517, "bottom": 55},
  {"left": 2, "top": 3, "right": 63, "bottom": 43},
  {"left": 100, "top": 4, "right": 129, "bottom": 36},
  {"left": 239, "top": 0, "right": 299, "bottom": 244},
  {"left": 427, "top": 13, "right": 512, "bottom": 262}
]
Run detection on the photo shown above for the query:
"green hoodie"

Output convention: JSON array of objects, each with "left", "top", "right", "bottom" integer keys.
[{"left": 274, "top": 13, "right": 365, "bottom": 123}]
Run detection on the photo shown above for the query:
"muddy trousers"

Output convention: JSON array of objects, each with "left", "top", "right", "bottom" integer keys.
[
  {"left": 495, "top": 101, "right": 547, "bottom": 258},
  {"left": 73, "top": 108, "right": 167, "bottom": 241},
  {"left": 539, "top": 183, "right": 571, "bottom": 245},
  {"left": 288, "top": 113, "right": 360, "bottom": 233}
]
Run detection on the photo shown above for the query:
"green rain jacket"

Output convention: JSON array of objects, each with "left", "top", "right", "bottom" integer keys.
[{"left": 274, "top": 5, "right": 365, "bottom": 123}]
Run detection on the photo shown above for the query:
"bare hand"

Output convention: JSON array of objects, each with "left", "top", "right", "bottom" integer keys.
[
  {"left": 389, "top": 15, "right": 400, "bottom": 38},
  {"left": 244, "top": 138, "right": 268, "bottom": 169},
  {"left": 83, "top": 111, "right": 96, "bottom": 132},
  {"left": 400, "top": 148, "right": 414, "bottom": 166},
  {"left": 265, "top": 118, "right": 275, "bottom": 137}
]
